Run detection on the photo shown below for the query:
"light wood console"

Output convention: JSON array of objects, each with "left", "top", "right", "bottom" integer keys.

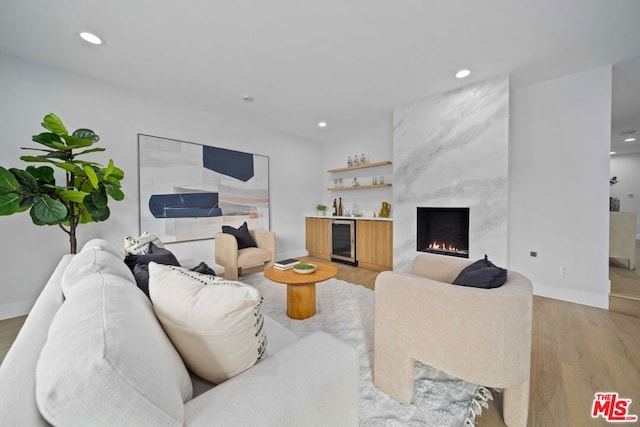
[{"left": 305, "top": 216, "right": 393, "bottom": 271}]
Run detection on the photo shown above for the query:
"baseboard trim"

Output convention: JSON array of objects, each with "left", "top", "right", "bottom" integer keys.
[
  {"left": 533, "top": 283, "right": 609, "bottom": 309},
  {"left": 0, "top": 299, "right": 35, "bottom": 321}
]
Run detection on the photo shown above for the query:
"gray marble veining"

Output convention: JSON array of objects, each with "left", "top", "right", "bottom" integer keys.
[{"left": 393, "top": 75, "right": 509, "bottom": 270}]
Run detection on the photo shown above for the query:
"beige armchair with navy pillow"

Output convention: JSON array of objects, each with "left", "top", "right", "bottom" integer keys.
[
  {"left": 373, "top": 253, "right": 533, "bottom": 427},
  {"left": 215, "top": 222, "right": 276, "bottom": 280}
]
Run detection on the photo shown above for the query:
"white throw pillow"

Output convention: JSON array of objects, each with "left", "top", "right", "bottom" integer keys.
[
  {"left": 149, "top": 262, "right": 267, "bottom": 384},
  {"left": 36, "top": 272, "right": 193, "bottom": 426},
  {"left": 61, "top": 247, "right": 134, "bottom": 297}
]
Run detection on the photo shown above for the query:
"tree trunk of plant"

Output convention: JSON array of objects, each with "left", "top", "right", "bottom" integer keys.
[
  {"left": 69, "top": 215, "right": 77, "bottom": 254},
  {"left": 67, "top": 171, "right": 77, "bottom": 254}
]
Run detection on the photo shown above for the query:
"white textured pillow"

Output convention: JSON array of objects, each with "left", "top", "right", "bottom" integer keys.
[
  {"left": 61, "top": 247, "right": 134, "bottom": 297},
  {"left": 149, "top": 262, "right": 267, "bottom": 384},
  {"left": 36, "top": 272, "right": 193, "bottom": 426}
]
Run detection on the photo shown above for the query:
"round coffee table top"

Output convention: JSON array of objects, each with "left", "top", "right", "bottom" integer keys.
[{"left": 264, "top": 262, "right": 337, "bottom": 285}]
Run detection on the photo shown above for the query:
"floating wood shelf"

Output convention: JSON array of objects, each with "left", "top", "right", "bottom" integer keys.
[
  {"left": 327, "top": 160, "right": 392, "bottom": 173},
  {"left": 327, "top": 183, "right": 392, "bottom": 191}
]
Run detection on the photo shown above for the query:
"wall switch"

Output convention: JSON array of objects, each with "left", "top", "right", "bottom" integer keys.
[
  {"left": 559, "top": 266, "right": 568, "bottom": 276},
  {"left": 530, "top": 251, "right": 537, "bottom": 257}
]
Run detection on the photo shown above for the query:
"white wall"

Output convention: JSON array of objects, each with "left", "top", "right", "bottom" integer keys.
[
  {"left": 509, "top": 66, "right": 612, "bottom": 308},
  {"left": 610, "top": 153, "right": 640, "bottom": 237},
  {"left": 0, "top": 53, "right": 320, "bottom": 319}
]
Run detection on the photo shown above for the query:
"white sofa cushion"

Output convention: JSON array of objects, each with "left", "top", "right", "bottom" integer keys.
[
  {"left": 148, "top": 263, "right": 267, "bottom": 384},
  {"left": 35, "top": 272, "right": 193, "bottom": 427},
  {"left": 61, "top": 246, "right": 134, "bottom": 297},
  {"left": 80, "top": 238, "right": 124, "bottom": 258}
]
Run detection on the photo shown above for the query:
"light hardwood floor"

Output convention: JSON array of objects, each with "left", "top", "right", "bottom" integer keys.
[{"left": 1, "top": 257, "right": 639, "bottom": 426}]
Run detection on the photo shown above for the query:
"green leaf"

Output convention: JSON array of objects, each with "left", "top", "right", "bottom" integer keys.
[
  {"left": 72, "top": 128, "right": 99, "bottom": 144},
  {"left": 19, "top": 156, "right": 58, "bottom": 164},
  {"left": 0, "top": 167, "right": 20, "bottom": 191},
  {"left": 61, "top": 135, "right": 93, "bottom": 149},
  {"left": 78, "top": 208, "right": 93, "bottom": 224},
  {"left": 83, "top": 194, "right": 109, "bottom": 221},
  {"left": 109, "top": 165, "right": 125, "bottom": 180},
  {"left": 26, "top": 166, "right": 55, "bottom": 184},
  {"left": 102, "top": 159, "right": 114, "bottom": 180},
  {"left": 31, "top": 194, "right": 67, "bottom": 225},
  {"left": 32, "top": 132, "right": 63, "bottom": 149},
  {"left": 105, "top": 185, "right": 124, "bottom": 201},
  {"left": 18, "top": 195, "right": 36, "bottom": 212},
  {"left": 91, "top": 186, "right": 108, "bottom": 208},
  {"left": 74, "top": 147, "right": 105, "bottom": 157},
  {"left": 59, "top": 190, "right": 88, "bottom": 203},
  {"left": 54, "top": 162, "right": 84, "bottom": 175},
  {"left": 9, "top": 168, "right": 38, "bottom": 192},
  {"left": 0, "top": 193, "right": 21, "bottom": 215},
  {"left": 83, "top": 165, "right": 99, "bottom": 189},
  {"left": 41, "top": 113, "right": 68, "bottom": 136}
]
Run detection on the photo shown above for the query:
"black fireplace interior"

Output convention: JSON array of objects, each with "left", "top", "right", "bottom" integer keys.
[{"left": 417, "top": 207, "right": 469, "bottom": 258}]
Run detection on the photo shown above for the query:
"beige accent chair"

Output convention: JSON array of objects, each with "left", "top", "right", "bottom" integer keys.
[
  {"left": 215, "top": 230, "right": 276, "bottom": 280},
  {"left": 373, "top": 253, "right": 533, "bottom": 427}
]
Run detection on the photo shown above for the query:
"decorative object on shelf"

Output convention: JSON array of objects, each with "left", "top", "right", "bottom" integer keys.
[
  {"left": 379, "top": 176, "right": 385, "bottom": 184},
  {"left": 338, "top": 197, "right": 343, "bottom": 216},
  {"left": 333, "top": 178, "right": 338, "bottom": 187},
  {"left": 353, "top": 155, "right": 359, "bottom": 166},
  {"left": 0, "top": 113, "right": 125, "bottom": 254},
  {"left": 338, "top": 177, "right": 343, "bottom": 187},
  {"left": 316, "top": 204, "right": 327, "bottom": 216},
  {"left": 332, "top": 199, "right": 338, "bottom": 216},
  {"left": 360, "top": 153, "right": 366, "bottom": 165},
  {"left": 379, "top": 201, "right": 391, "bottom": 218},
  {"left": 347, "top": 156, "right": 353, "bottom": 167},
  {"left": 352, "top": 177, "right": 359, "bottom": 187},
  {"left": 293, "top": 263, "right": 317, "bottom": 274},
  {"left": 372, "top": 176, "right": 378, "bottom": 185}
]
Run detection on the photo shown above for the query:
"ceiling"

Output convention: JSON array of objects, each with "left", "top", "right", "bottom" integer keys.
[{"left": 1, "top": 0, "right": 640, "bottom": 145}]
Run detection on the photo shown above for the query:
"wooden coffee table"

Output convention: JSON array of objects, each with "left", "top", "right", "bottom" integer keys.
[{"left": 264, "top": 262, "right": 338, "bottom": 320}]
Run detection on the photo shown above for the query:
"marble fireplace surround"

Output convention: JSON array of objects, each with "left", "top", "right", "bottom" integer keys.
[{"left": 393, "top": 75, "right": 509, "bottom": 272}]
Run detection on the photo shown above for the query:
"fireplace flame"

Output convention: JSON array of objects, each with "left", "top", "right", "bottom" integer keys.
[{"left": 428, "top": 241, "right": 460, "bottom": 252}]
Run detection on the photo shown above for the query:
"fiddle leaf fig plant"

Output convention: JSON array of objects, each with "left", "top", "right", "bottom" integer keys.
[{"left": 0, "top": 113, "right": 125, "bottom": 254}]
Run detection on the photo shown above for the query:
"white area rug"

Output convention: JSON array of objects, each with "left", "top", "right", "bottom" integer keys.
[{"left": 242, "top": 273, "right": 491, "bottom": 427}]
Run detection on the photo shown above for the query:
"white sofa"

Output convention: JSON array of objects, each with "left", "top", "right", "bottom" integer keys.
[{"left": 0, "top": 240, "right": 359, "bottom": 426}]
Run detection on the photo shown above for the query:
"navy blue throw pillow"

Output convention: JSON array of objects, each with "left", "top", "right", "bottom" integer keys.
[
  {"left": 452, "top": 255, "right": 507, "bottom": 289},
  {"left": 124, "top": 243, "right": 181, "bottom": 297},
  {"left": 190, "top": 262, "right": 217, "bottom": 276},
  {"left": 222, "top": 221, "right": 257, "bottom": 249}
]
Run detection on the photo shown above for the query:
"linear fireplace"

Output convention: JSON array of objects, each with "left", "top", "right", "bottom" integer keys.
[{"left": 417, "top": 207, "right": 469, "bottom": 258}]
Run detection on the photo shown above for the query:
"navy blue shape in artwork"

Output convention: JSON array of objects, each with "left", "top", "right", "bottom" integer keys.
[
  {"left": 149, "top": 193, "right": 222, "bottom": 218},
  {"left": 202, "top": 146, "right": 254, "bottom": 182}
]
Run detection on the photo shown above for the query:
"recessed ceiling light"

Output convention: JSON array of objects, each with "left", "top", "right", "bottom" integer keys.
[
  {"left": 455, "top": 69, "right": 471, "bottom": 79},
  {"left": 80, "top": 32, "right": 103, "bottom": 45},
  {"left": 241, "top": 94, "right": 254, "bottom": 102},
  {"left": 624, "top": 137, "right": 636, "bottom": 142},
  {"left": 318, "top": 122, "right": 327, "bottom": 128},
  {"left": 610, "top": 151, "right": 617, "bottom": 155}
]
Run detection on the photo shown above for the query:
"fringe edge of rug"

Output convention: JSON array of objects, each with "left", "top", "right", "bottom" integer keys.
[{"left": 464, "top": 386, "right": 494, "bottom": 426}]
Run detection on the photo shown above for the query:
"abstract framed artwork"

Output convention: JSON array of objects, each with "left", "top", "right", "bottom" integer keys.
[{"left": 138, "top": 134, "right": 270, "bottom": 243}]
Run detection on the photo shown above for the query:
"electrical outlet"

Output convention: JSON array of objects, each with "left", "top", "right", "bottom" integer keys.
[
  {"left": 559, "top": 266, "right": 568, "bottom": 276},
  {"left": 530, "top": 251, "right": 537, "bottom": 257}
]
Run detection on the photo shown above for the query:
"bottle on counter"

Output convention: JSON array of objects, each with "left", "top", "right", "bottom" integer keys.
[
  {"left": 332, "top": 198, "right": 337, "bottom": 216},
  {"left": 338, "top": 197, "right": 343, "bottom": 216}
]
